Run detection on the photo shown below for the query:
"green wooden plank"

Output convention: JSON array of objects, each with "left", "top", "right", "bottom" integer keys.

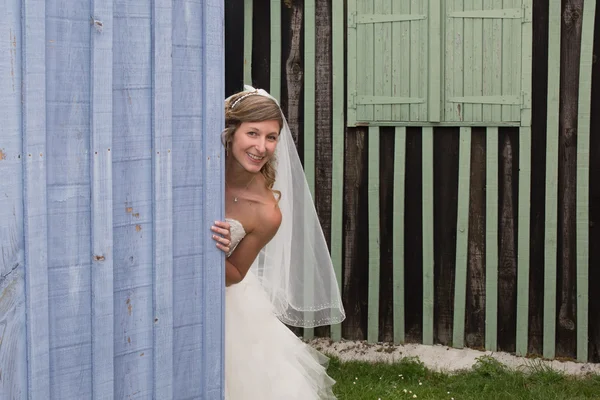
[
  {"left": 357, "top": 95, "right": 425, "bottom": 105},
  {"left": 428, "top": 0, "right": 441, "bottom": 122},
  {"left": 243, "top": 0, "right": 253, "bottom": 84},
  {"left": 485, "top": 126, "right": 499, "bottom": 351},
  {"left": 482, "top": 0, "right": 493, "bottom": 121},
  {"left": 393, "top": 127, "right": 407, "bottom": 344},
  {"left": 418, "top": 1, "right": 429, "bottom": 121},
  {"left": 576, "top": 0, "right": 596, "bottom": 363},
  {"left": 368, "top": 127, "right": 381, "bottom": 343},
  {"left": 520, "top": 0, "right": 533, "bottom": 127},
  {"left": 491, "top": 0, "right": 503, "bottom": 121},
  {"left": 394, "top": 0, "right": 409, "bottom": 121},
  {"left": 303, "top": 0, "right": 316, "bottom": 341},
  {"left": 515, "top": 0, "right": 533, "bottom": 357},
  {"left": 501, "top": 0, "right": 516, "bottom": 121},
  {"left": 544, "top": 0, "right": 561, "bottom": 360},
  {"left": 355, "top": 13, "right": 426, "bottom": 24},
  {"left": 453, "top": 127, "right": 472, "bottom": 348},
  {"left": 373, "top": 0, "right": 385, "bottom": 121},
  {"left": 511, "top": 0, "right": 523, "bottom": 121},
  {"left": 449, "top": 8, "right": 522, "bottom": 18},
  {"left": 453, "top": 0, "right": 464, "bottom": 124},
  {"left": 408, "top": 0, "right": 419, "bottom": 121},
  {"left": 473, "top": 0, "right": 483, "bottom": 121},
  {"left": 359, "top": 0, "right": 375, "bottom": 122},
  {"left": 516, "top": 126, "right": 531, "bottom": 356},
  {"left": 448, "top": 96, "right": 521, "bottom": 105},
  {"left": 444, "top": 0, "right": 456, "bottom": 122},
  {"left": 422, "top": 126, "right": 435, "bottom": 345},
  {"left": 330, "top": 0, "right": 345, "bottom": 341},
  {"left": 270, "top": 0, "right": 281, "bottom": 100},
  {"left": 463, "top": 0, "right": 474, "bottom": 121},
  {"left": 347, "top": 0, "right": 358, "bottom": 126}
]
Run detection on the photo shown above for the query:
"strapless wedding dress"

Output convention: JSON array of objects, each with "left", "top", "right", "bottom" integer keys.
[{"left": 224, "top": 218, "right": 337, "bottom": 399}]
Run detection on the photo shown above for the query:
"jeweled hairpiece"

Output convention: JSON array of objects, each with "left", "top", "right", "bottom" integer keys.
[{"left": 230, "top": 89, "right": 260, "bottom": 109}]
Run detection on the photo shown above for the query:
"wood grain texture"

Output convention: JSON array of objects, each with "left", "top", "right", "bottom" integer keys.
[
  {"left": 202, "top": 0, "right": 226, "bottom": 397},
  {"left": 90, "top": 0, "right": 115, "bottom": 396},
  {"left": 152, "top": 0, "right": 174, "bottom": 396}
]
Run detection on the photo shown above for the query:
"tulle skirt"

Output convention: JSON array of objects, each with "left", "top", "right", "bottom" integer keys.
[{"left": 225, "top": 271, "right": 337, "bottom": 399}]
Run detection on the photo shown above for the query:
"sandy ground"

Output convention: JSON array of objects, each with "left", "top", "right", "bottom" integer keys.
[{"left": 309, "top": 338, "right": 600, "bottom": 376}]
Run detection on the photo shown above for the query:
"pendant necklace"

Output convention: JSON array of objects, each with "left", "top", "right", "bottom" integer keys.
[{"left": 226, "top": 175, "right": 256, "bottom": 203}]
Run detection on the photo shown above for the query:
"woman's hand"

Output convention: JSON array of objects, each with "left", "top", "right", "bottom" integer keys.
[{"left": 211, "top": 220, "right": 232, "bottom": 254}]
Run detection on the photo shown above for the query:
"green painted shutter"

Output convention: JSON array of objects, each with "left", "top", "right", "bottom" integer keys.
[
  {"left": 347, "top": 0, "right": 532, "bottom": 126},
  {"left": 347, "top": 0, "right": 433, "bottom": 126},
  {"left": 444, "top": 0, "right": 532, "bottom": 125}
]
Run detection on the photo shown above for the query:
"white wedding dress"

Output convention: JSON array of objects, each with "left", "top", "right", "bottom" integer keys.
[{"left": 224, "top": 218, "right": 337, "bottom": 400}]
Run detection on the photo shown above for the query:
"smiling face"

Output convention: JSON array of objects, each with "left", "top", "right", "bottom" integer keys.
[{"left": 229, "top": 120, "right": 280, "bottom": 173}]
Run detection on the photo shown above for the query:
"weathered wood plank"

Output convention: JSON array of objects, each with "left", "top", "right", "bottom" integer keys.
[
  {"left": 22, "top": 0, "right": 51, "bottom": 396},
  {"left": 90, "top": 0, "right": 115, "bottom": 396},
  {"left": 314, "top": 0, "right": 333, "bottom": 339},
  {"left": 453, "top": 128, "right": 472, "bottom": 348},
  {"left": 422, "top": 127, "right": 434, "bottom": 345},
  {"left": 368, "top": 127, "right": 380, "bottom": 343},
  {"left": 244, "top": 0, "right": 253, "bottom": 84},
  {"left": 0, "top": 1, "right": 27, "bottom": 397},
  {"left": 112, "top": 3, "right": 154, "bottom": 397},
  {"left": 172, "top": 2, "right": 206, "bottom": 396},
  {"left": 304, "top": 0, "right": 316, "bottom": 341},
  {"left": 152, "top": 0, "right": 174, "bottom": 396},
  {"left": 433, "top": 128, "right": 459, "bottom": 346},
  {"left": 428, "top": 1, "right": 441, "bottom": 122},
  {"left": 544, "top": 0, "right": 561, "bottom": 360},
  {"left": 576, "top": 0, "right": 596, "bottom": 362},
  {"left": 202, "top": 0, "right": 226, "bottom": 396},
  {"left": 342, "top": 128, "right": 369, "bottom": 340},
  {"left": 330, "top": 0, "right": 344, "bottom": 341},
  {"left": 466, "top": 129, "right": 486, "bottom": 349},
  {"left": 270, "top": 0, "right": 281, "bottom": 100},
  {"left": 485, "top": 127, "right": 499, "bottom": 351},
  {"left": 46, "top": 1, "right": 94, "bottom": 396},
  {"left": 516, "top": 127, "right": 532, "bottom": 356},
  {"left": 393, "top": 127, "right": 407, "bottom": 344}
]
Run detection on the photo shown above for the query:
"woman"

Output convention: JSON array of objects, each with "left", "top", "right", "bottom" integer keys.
[{"left": 210, "top": 86, "right": 345, "bottom": 399}]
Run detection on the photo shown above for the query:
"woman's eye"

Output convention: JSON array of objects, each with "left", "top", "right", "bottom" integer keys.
[
  {"left": 247, "top": 131, "right": 257, "bottom": 136},
  {"left": 268, "top": 136, "right": 277, "bottom": 141}
]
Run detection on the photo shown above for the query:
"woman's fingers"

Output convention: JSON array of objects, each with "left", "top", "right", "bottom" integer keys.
[{"left": 211, "top": 220, "right": 231, "bottom": 254}]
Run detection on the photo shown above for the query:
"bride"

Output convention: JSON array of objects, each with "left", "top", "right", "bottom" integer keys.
[{"left": 210, "top": 86, "right": 345, "bottom": 399}]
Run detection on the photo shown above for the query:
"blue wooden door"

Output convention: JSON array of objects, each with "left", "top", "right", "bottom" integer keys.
[{"left": 0, "top": 0, "right": 225, "bottom": 398}]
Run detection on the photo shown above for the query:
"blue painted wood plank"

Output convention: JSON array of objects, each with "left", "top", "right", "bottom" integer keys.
[
  {"left": 171, "top": 1, "right": 205, "bottom": 398},
  {"left": 112, "top": 2, "right": 154, "bottom": 397},
  {"left": 202, "top": 0, "right": 225, "bottom": 397},
  {"left": 152, "top": 0, "right": 174, "bottom": 397},
  {"left": 0, "top": 1, "right": 28, "bottom": 397},
  {"left": 90, "top": 0, "right": 115, "bottom": 397},
  {"left": 45, "top": 2, "right": 94, "bottom": 397}
]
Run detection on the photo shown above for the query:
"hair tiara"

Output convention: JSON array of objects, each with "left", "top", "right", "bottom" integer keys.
[{"left": 230, "top": 89, "right": 260, "bottom": 109}]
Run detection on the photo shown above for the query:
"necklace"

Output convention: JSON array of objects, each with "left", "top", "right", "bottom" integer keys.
[{"left": 225, "top": 175, "right": 256, "bottom": 202}]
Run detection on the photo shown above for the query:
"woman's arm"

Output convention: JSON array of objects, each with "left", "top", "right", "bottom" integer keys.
[{"left": 225, "top": 209, "right": 281, "bottom": 286}]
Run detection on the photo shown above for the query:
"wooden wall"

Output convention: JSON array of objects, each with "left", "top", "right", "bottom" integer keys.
[{"left": 225, "top": 0, "right": 600, "bottom": 362}]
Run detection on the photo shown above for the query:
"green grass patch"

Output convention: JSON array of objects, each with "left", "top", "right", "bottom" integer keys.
[{"left": 327, "top": 356, "right": 600, "bottom": 399}]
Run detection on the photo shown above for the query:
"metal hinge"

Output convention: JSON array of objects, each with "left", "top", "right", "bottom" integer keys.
[{"left": 348, "top": 11, "right": 357, "bottom": 28}]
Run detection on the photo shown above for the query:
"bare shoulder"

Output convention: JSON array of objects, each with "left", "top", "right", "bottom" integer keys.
[{"left": 256, "top": 196, "right": 282, "bottom": 238}]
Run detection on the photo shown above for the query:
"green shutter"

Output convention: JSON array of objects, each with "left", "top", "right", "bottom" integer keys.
[
  {"left": 347, "top": 0, "right": 532, "bottom": 126},
  {"left": 444, "top": 0, "right": 532, "bottom": 125},
  {"left": 347, "top": 0, "right": 431, "bottom": 126}
]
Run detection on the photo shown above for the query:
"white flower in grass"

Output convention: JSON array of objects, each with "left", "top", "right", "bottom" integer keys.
[
  {"left": 412, "top": 395, "right": 417, "bottom": 399},
  {"left": 403, "top": 389, "right": 407, "bottom": 393}
]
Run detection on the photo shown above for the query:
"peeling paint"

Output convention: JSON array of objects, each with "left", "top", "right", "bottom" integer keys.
[
  {"left": 135, "top": 225, "right": 141, "bottom": 232},
  {"left": 126, "top": 207, "right": 133, "bottom": 213},
  {"left": 0, "top": 150, "right": 5, "bottom": 161},
  {"left": 126, "top": 298, "right": 132, "bottom": 315},
  {"left": 93, "top": 255, "right": 105, "bottom": 261}
]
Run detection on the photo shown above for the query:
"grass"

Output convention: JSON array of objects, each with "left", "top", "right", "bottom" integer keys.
[{"left": 326, "top": 356, "right": 600, "bottom": 400}]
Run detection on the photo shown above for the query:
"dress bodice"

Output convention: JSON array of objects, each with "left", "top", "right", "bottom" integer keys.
[{"left": 226, "top": 218, "right": 246, "bottom": 258}]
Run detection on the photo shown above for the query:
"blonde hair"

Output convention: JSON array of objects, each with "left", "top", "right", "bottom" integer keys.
[{"left": 223, "top": 90, "right": 283, "bottom": 198}]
